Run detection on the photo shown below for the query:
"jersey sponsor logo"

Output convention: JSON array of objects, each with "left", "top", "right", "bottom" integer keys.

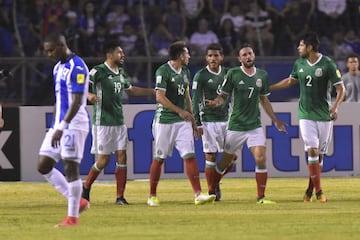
[
  {"left": 156, "top": 76, "right": 162, "bottom": 84},
  {"left": 256, "top": 79, "right": 262, "bottom": 88},
  {"left": 171, "top": 78, "right": 175, "bottom": 82},
  {"left": 299, "top": 68, "right": 304, "bottom": 72},
  {"left": 76, "top": 66, "right": 84, "bottom": 71},
  {"left": 77, "top": 74, "right": 85, "bottom": 84},
  {"left": 208, "top": 79, "right": 213, "bottom": 83},
  {"left": 239, "top": 80, "right": 245, "bottom": 85},
  {"left": 315, "top": 68, "right": 323, "bottom": 77}
]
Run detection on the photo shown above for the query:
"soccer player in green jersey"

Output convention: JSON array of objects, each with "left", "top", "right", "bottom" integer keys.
[
  {"left": 191, "top": 43, "right": 234, "bottom": 201},
  {"left": 148, "top": 41, "right": 216, "bottom": 206},
  {"left": 82, "top": 41, "right": 155, "bottom": 205},
  {"left": 206, "top": 43, "right": 287, "bottom": 204},
  {"left": 270, "top": 32, "right": 345, "bottom": 203}
]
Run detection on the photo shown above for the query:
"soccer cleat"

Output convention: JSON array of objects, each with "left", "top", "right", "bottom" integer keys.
[
  {"left": 215, "top": 184, "right": 222, "bottom": 202},
  {"left": 256, "top": 197, "right": 276, "bottom": 204},
  {"left": 79, "top": 197, "right": 90, "bottom": 213},
  {"left": 303, "top": 192, "right": 313, "bottom": 202},
  {"left": 55, "top": 216, "right": 79, "bottom": 227},
  {"left": 316, "top": 191, "right": 327, "bottom": 203},
  {"left": 115, "top": 197, "right": 129, "bottom": 205},
  {"left": 82, "top": 186, "right": 90, "bottom": 202},
  {"left": 147, "top": 196, "right": 160, "bottom": 206},
  {"left": 194, "top": 193, "right": 216, "bottom": 205}
]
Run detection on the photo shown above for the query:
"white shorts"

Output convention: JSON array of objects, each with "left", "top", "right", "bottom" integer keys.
[
  {"left": 152, "top": 121, "right": 194, "bottom": 159},
  {"left": 39, "top": 128, "right": 89, "bottom": 163},
  {"left": 299, "top": 119, "right": 332, "bottom": 154},
  {"left": 223, "top": 127, "right": 266, "bottom": 154},
  {"left": 91, "top": 125, "right": 128, "bottom": 154},
  {"left": 201, "top": 122, "right": 227, "bottom": 153}
]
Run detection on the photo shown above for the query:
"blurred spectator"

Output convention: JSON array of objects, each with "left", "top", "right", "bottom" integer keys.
[
  {"left": 41, "top": 0, "right": 64, "bottom": 39},
  {"left": 204, "top": 0, "right": 229, "bottom": 22},
  {"left": 118, "top": 21, "right": 139, "bottom": 56},
  {"left": 88, "top": 23, "right": 108, "bottom": 57},
  {"left": 265, "top": 0, "right": 292, "bottom": 55},
  {"left": 106, "top": 4, "right": 129, "bottom": 37},
  {"left": 162, "top": 0, "right": 187, "bottom": 41},
  {"left": 330, "top": 31, "right": 355, "bottom": 73},
  {"left": 149, "top": 23, "right": 173, "bottom": 56},
  {"left": 63, "top": 11, "right": 80, "bottom": 54},
  {"left": 78, "top": 1, "right": 100, "bottom": 56},
  {"left": 312, "top": 0, "right": 347, "bottom": 53},
  {"left": 0, "top": 0, "right": 15, "bottom": 56},
  {"left": 189, "top": 18, "right": 219, "bottom": 56},
  {"left": 343, "top": 29, "right": 360, "bottom": 55},
  {"left": 220, "top": 3, "right": 246, "bottom": 39},
  {"left": 244, "top": 1, "right": 274, "bottom": 56},
  {"left": 217, "top": 18, "right": 239, "bottom": 56},
  {"left": 344, "top": 0, "right": 360, "bottom": 34},
  {"left": 283, "top": 0, "right": 310, "bottom": 55},
  {"left": 342, "top": 54, "right": 360, "bottom": 102},
  {"left": 181, "top": 0, "right": 205, "bottom": 36}
]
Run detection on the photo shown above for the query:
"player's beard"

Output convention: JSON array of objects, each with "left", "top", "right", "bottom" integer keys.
[{"left": 242, "top": 60, "right": 254, "bottom": 68}]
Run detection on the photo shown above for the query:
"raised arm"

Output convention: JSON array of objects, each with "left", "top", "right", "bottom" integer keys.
[{"left": 269, "top": 77, "right": 297, "bottom": 92}]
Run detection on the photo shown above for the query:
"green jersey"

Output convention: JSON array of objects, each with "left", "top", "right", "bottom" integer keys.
[
  {"left": 153, "top": 62, "right": 191, "bottom": 124},
  {"left": 222, "top": 66, "right": 270, "bottom": 131},
  {"left": 290, "top": 55, "right": 342, "bottom": 121},
  {"left": 192, "top": 66, "right": 229, "bottom": 126},
  {"left": 89, "top": 63, "right": 131, "bottom": 126}
]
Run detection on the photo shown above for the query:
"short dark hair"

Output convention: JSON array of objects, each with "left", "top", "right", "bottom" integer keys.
[
  {"left": 44, "top": 32, "right": 65, "bottom": 44},
  {"left": 103, "top": 40, "right": 120, "bottom": 55},
  {"left": 237, "top": 43, "right": 253, "bottom": 54},
  {"left": 168, "top": 41, "right": 187, "bottom": 60},
  {"left": 301, "top": 32, "right": 320, "bottom": 52},
  {"left": 206, "top": 43, "right": 223, "bottom": 54},
  {"left": 346, "top": 53, "right": 359, "bottom": 61}
]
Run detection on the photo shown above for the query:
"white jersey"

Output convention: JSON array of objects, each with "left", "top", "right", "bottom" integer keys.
[{"left": 52, "top": 55, "right": 90, "bottom": 132}]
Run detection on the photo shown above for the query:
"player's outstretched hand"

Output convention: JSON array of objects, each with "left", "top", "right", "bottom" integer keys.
[{"left": 275, "top": 119, "right": 288, "bottom": 134}]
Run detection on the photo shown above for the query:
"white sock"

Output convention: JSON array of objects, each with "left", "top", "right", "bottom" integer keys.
[
  {"left": 68, "top": 179, "right": 82, "bottom": 218},
  {"left": 43, "top": 168, "right": 69, "bottom": 198}
]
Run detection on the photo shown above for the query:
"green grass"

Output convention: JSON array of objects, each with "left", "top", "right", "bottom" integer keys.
[{"left": 1, "top": 177, "right": 360, "bottom": 240}]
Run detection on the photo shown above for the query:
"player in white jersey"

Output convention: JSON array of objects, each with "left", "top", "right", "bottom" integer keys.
[{"left": 38, "top": 32, "right": 90, "bottom": 227}]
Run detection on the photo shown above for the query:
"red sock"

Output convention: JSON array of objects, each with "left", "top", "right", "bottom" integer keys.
[
  {"left": 255, "top": 172, "right": 267, "bottom": 199},
  {"left": 115, "top": 166, "right": 127, "bottom": 198},
  {"left": 211, "top": 169, "right": 223, "bottom": 194},
  {"left": 184, "top": 157, "right": 201, "bottom": 194},
  {"left": 205, "top": 166, "right": 215, "bottom": 194},
  {"left": 149, "top": 159, "right": 162, "bottom": 196},
  {"left": 308, "top": 163, "right": 321, "bottom": 193},
  {"left": 306, "top": 176, "right": 314, "bottom": 193},
  {"left": 223, "top": 162, "right": 234, "bottom": 175},
  {"left": 84, "top": 166, "right": 101, "bottom": 189}
]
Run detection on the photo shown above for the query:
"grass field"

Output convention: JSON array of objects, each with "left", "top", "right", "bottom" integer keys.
[{"left": 1, "top": 177, "right": 360, "bottom": 240}]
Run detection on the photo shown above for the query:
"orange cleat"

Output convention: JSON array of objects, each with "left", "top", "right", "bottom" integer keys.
[
  {"left": 55, "top": 216, "right": 79, "bottom": 227},
  {"left": 79, "top": 197, "right": 90, "bottom": 213}
]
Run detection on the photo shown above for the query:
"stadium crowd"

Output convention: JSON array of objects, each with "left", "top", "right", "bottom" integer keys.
[
  {"left": 0, "top": 0, "right": 360, "bottom": 104},
  {"left": 0, "top": 0, "right": 360, "bottom": 64}
]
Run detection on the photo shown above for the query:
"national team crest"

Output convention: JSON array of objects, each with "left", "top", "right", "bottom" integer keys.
[
  {"left": 183, "top": 75, "right": 189, "bottom": 84},
  {"left": 120, "top": 74, "right": 125, "bottom": 83},
  {"left": 256, "top": 79, "right": 262, "bottom": 88},
  {"left": 315, "top": 68, "right": 323, "bottom": 77}
]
